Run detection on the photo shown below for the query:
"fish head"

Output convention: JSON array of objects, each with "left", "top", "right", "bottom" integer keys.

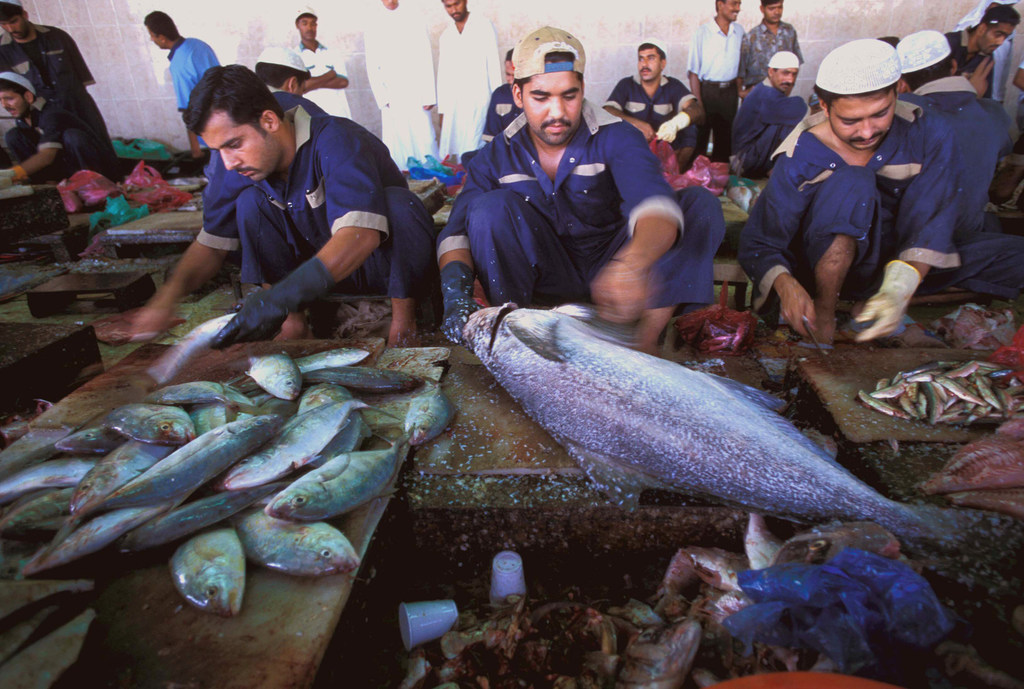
[
  {"left": 303, "top": 530, "right": 360, "bottom": 575},
  {"left": 265, "top": 484, "right": 324, "bottom": 519},
  {"left": 771, "top": 521, "right": 901, "bottom": 565},
  {"left": 189, "top": 567, "right": 244, "bottom": 616},
  {"left": 463, "top": 304, "right": 519, "bottom": 360},
  {"left": 157, "top": 416, "right": 196, "bottom": 444}
]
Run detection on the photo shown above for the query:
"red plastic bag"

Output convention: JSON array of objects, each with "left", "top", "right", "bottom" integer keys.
[
  {"left": 121, "top": 160, "right": 194, "bottom": 212},
  {"left": 57, "top": 170, "right": 121, "bottom": 212},
  {"left": 677, "top": 155, "right": 729, "bottom": 195},
  {"left": 651, "top": 140, "right": 680, "bottom": 175},
  {"left": 674, "top": 282, "right": 757, "bottom": 354},
  {"left": 990, "top": 324, "right": 1024, "bottom": 382}
]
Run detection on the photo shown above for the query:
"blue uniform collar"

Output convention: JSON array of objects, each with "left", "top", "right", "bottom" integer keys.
[
  {"left": 0, "top": 22, "right": 47, "bottom": 46},
  {"left": 167, "top": 37, "right": 185, "bottom": 61},
  {"left": 502, "top": 99, "right": 617, "bottom": 143},
  {"left": 913, "top": 75, "right": 976, "bottom": 97},
  {"left": 631, "top": 74, "right": 670, "bottom": 88},
  {"left": 283, "top": 105, "right": 314, "bottom": 150},
  {"left": 773, "top": 100, "right": 921, "bottom": 161}
]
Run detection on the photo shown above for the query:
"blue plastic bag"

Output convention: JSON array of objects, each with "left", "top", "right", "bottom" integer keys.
[{"left": 722, "top": 548, "right": 957, "bottom": 678}]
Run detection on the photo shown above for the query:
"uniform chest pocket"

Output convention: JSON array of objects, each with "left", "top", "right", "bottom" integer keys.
[
  {"left": 564, "top": 165, "right": 619, "bottom": 226},
  {"left": 653, "top": 103, "right": 673, "bottom": 116},
  {"left": 496, "top": 103, "right": 513, "bottom": 116},
  {"left": 305, "top": 178, "right": 326, "bottom": 209},
  {"left": 625, "top": 101, "right": 646, "bottom": 113}
]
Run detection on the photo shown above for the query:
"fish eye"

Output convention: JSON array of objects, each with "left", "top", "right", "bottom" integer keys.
[
  {"left": 160, "top": 423, "right": 171, "bottom": 431},
  {"left": 294, "top": 496, "right": 306, "bottom": 505},
  {"left": 320, "top": 549, "right": 332, "bottom": 558},
  {"left": 809, "top": 539, "right": 828, "bottom": 551},
  {"left": 206, "top": 586, "right": 219, "bottom": 597}
]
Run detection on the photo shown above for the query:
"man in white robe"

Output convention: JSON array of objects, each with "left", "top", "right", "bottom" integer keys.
[
  {"left": 365, "top": 0, "right": 439, "bottom": 169},
  {"left": 436, "top": 0, "right": 503, "bottom": 160}
]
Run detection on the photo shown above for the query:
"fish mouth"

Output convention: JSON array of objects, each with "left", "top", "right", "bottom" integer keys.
[{"left": 488, "top": 303, "right": 518, "bottom": 352}]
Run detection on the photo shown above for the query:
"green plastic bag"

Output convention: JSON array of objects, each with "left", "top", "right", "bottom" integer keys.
[
  {"left": 89, "top": 196, "right": 149, "bottom": 235},
  {"left": 113, "top": 138, "right": 171, "bottom": 160}
]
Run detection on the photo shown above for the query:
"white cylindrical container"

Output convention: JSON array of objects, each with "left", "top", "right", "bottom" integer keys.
[
  {"left": 398, "top": 599, "right": 459, "bottom": 650},
  {"left": 489, "top": 550, "right": 526, "bottom": 606}
]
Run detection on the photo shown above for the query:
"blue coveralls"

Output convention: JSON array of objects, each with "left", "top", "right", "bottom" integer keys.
[
  {"left": 196, "top": 91, "right": 326, "bottom": 255},
  {"left": 604, "top": 75, "right": 698, "bottom": 151},
  {"left": 738, "top": 103, "right": 1024, "bottom": 311},
  {"left": 946, "top": 30, "right": 995, "bottom": 98},
  {"left": 202, "top": 106, "right": 435, "bottom": 298},
  {"left": 731, "top": 80, "right": 807, "bottom": 178},
  {"left": 900, "top": 76, "right": 1012, "bottom": 235},
  {"left": 482, "top": 83, "right": 521, "bottom": 143},
  {"left": 167, "top": 38, "right": 220, "bottom": 111},
  {"left": 437, "top": 101, "right": 725, "bottom": 309},
  {"left": 0, "top": 23, "right": 110, "bottom": 142},
  {"left": 5, "top": 96, "right": 119, "bottom": 182}
]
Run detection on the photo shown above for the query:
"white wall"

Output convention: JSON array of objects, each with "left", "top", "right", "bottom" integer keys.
[{"left": 5, "top": 0, "right": 1021, "bottom": 149}]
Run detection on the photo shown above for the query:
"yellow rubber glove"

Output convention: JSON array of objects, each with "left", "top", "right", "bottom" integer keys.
[
  {"left": 8, "top": 166, "right": 28, "bottom": 183},
  {"left": 854, "top": 260, "right": 921, "bottom": 342},
  {"left": 655, "top": 112, "right": 692, "bottom": 144}
]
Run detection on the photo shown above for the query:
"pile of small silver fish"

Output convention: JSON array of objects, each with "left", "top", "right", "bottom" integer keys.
[
  {"left": 856, "top": 359, "right": 1021, "bottom": 425},
  {"left": 0, "top": 340, "right": 455, "bottom": 618}
]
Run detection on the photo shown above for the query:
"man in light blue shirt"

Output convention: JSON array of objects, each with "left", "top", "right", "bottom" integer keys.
[
  {"left": 687, "top": 0, "right": 744, "bottom": 162},
  {"left": 144, "top": 11, "right": 220, "bottom": 159}
]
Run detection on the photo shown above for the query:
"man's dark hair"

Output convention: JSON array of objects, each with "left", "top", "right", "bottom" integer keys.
[
  {"left": 812, "top": 83, "right": 897, "bottom": 108},
  {"left": 876, "top": 35, "right": 899, "bottom": 48},
  {"left": 980, "top": 4, "right": 1021, "bottom": 28},
  {"left": 512, "top": 51, "right": 581, "bottom": 91},
  {"left": 901, "top": 55, "right": 955, "bottom": 92},
  {"left": 0, "top": 2, "right": 24, "bottom": 21},
  {"left": 638, "top": 42, "right": 666, "bottom": 60},
  {"left": 143, "top": 11, "right": 181, "bottom": 41},
  {"left": 760, "top": 0, "right": 782, "bottom": 5},
  {"left": 295, "top": 12, "right": 316, "bottom": 24},
  {"left": 183, "top": 65, "right": 284, "bottom": 134},
  {"left": 0, "top": 78, "right": 28, "bottom": 97},
  {"left": 255, "top": 62, "right": 309, "bottom": 89},
  {"left": 505, "top": 48, "right": 513, "bottom": 62}
]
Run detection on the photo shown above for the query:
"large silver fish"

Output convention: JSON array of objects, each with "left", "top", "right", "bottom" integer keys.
[
  {"left": 463, "top": 306, "right": 961, "bottom": 549},
  {"left": 294, "top": 348, "right": 370, "bottom": 373},
  {"left": 234, "top": 510, "right": 360, "bottom": 576},
  {"left": 147, "top": 314, "right": 235, "bottom": 385},
  {"left": 0, "top": 459, "right": 96, "bottom": 506},
  {"left": 99, "top": 404, "right": 196, "bottom": 445},
  {"left": 101, "top": 415, "right": 284, "bottom": 510},
  {"left": 248, "top": 353, "right": 302, "bottom": 401},
  {"left": 70, "top": 442, "right": 174, "bottom": 518},
  {"left": 170, "top": 528, "right": 246, "bottom": 617}
]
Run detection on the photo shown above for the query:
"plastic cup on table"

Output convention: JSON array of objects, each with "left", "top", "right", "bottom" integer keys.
[
  {"left": 398, "top": 599, "right": 459, "bottom": 650},
  {"left": 489, "top": 550, "right": 526, "bottom": 606}
]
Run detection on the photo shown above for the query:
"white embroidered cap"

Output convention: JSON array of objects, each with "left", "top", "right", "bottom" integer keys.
[
  {"left": 816, "top": 39, "right": 901, "bottom": 95},
  {"left": 639, "top": 38, "right": 668, "bottom": 60},
  {"left": 897, "top": 31, "right": 952, "bottom": 74},
  {"left": 768, "top": 51, "right": 800, "bottom": 70},
  {"left": 256, "top": 46, "right": 309, "bottom": 73}
]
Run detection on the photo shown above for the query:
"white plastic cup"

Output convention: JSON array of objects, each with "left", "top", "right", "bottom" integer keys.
[
  {"left": 398, "top": 599, "right": 459, "bottom": 650},
  {"left": 489, "top": 550, "right": 526, "bottom": 606}
]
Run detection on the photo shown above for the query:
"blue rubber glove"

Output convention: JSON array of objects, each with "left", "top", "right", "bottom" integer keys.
[
  {"left": 440, "top": 260, "right": 480, "bottom": 345},
  {"left": 212, "top": 257, "right": 335, "bottom": 348}
]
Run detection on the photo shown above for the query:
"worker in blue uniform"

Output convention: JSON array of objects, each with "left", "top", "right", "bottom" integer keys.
[
  {"left": 730, "top": 51, "right": 807, "bottom": 178},
  {"left": 604, "top": 39, "right": 704, "bottom": 171},
  {"left": 0, "top": 0, "right": 110, "bottom": 143},
  {"left": 130, "top": 65, "right": 435, "bottom": 347},
  {"left": 0, "top": 71, "right": 118, "bottom": 182},
  {"left": 482, "top": 49, "right": 521, "bottom": 143},
  {"left": 739, "top": 39, "right": 1024, "bottom": 347},
  {"left": 144, "top": 11, "right": 220, "bottom": 159},
  {"left": 438, "top": 27, "right": 725, "bottom": 354},
  {"left": 897, "top": 30, "right": 1012, "bottom": 236},
  {"left": 945, "top": 3, "right": 1020, "bottom": 98}
]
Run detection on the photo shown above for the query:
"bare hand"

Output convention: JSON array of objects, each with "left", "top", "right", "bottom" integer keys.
[
  {"left": 630, "top": 119, "right": 656, "bottom": 143},
  {"left": 591, "top": 256, "right": 650, "bottom": 324},
  {"left": 130, "top": 304, "right": 178, "bottom": 342},
  {"left": 966, "top": 58, "right": 994, "bottom": 97},
  {"left": 775, "top": 275, "right": 816, "bottom": 339}
]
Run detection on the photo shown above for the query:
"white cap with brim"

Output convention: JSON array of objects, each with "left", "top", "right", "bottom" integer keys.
[
  {"left": 0, "top": 71, "right": 34, "bottom": 95},
  {"left": 816, "top": 39, "right": 901, "bottom": 95},
  {"left": 639, "top": 38, "right": 668, "bottom": 60},
  {"left": 768, "top": 51, "right": 800, "bottom": 70},
  {"left": 296, "top": 5, "right": 316, "bottom": 19},
  {"left": 897, "top": 30, "right": 952, "bottom": 74},
  {"left": 512, "top": 26, "right": 586, "bottom": 80},
  {"left": 256, "top": 46, "right": 309, "bottom": 73}
]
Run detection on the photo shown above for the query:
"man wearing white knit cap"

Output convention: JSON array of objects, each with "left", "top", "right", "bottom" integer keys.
[
  {"left": 730, "top": 50, "right": 806, "bottom": 177},
  {"left": 738, "top": 39, "right": 1024, "bottom": 344},
  {"left": 898, "top": 30, "right": 1012, "bottom": 236}
]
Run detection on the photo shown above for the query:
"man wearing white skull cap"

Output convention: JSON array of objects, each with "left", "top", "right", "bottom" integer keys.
[
  {"left": 731, "top": 50, "right": 806, "bottom": 177},
  {"left": 738, "top": 39, "right": 1024, "bottom": 345},
  {"left": 898, "top": 30, "right": 1012, "bottom": 236}
]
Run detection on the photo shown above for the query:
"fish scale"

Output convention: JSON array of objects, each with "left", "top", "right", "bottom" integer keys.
[{"left": 463, "top": 306, "right": 960, "bottom": 549}]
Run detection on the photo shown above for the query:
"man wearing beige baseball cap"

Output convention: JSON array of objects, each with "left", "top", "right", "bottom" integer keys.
[
  {"left": 437, "top": 26, "right": 725, "bottom": 353},
  {"left": 738, "top": 38, "right": 1024, "bottom": 346}
]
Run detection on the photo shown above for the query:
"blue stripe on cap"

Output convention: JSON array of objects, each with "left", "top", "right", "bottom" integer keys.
[{"left": 543, "top": 61, "right": 574, "bottom": 73}]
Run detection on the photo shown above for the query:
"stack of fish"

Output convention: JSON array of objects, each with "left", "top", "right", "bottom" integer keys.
[
  {"left": 920, "top": 419, "right": 1024, "bottom": 519},
  {"left": 856, "top": 359, "right": 1021, "bottom": 425},
  {"left": 0, "top": 337, "right": 455, "bottom": 618}
]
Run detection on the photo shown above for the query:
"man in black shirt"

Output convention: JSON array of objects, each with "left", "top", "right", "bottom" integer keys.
[{"left": 1, "top": 71, "right": 119, "bottom": 182}]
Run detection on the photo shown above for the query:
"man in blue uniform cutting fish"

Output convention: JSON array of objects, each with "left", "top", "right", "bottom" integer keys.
[
  {"left": 738, "top": 38, "right": 1024, "bottom": 346},
  {"left": 438, "top": 26, "right": 725, "bottom": 354},
  {"left": 131, "top": 65, "right": 436, "bottom": 347}
]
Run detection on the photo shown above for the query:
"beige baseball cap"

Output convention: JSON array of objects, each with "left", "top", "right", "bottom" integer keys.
[{"left": 512, "top": 26, "right": 586, "bottom": 80}]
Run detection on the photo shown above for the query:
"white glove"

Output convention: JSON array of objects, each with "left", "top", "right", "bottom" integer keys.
[
  {"left": 655, "top": 112, "right": 692, "bottom": 144},
  {"left": 854, "top": 260, "right": 921, "bottom": 341}
]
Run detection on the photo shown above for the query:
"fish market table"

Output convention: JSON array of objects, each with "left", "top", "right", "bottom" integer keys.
[{"left": 12, "top": 337, "right": 442, "bottom": 689}]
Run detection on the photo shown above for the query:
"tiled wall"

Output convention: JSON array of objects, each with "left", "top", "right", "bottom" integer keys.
[{"left": 4, "top": 0, "right": 1020, "bottom": 150}]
